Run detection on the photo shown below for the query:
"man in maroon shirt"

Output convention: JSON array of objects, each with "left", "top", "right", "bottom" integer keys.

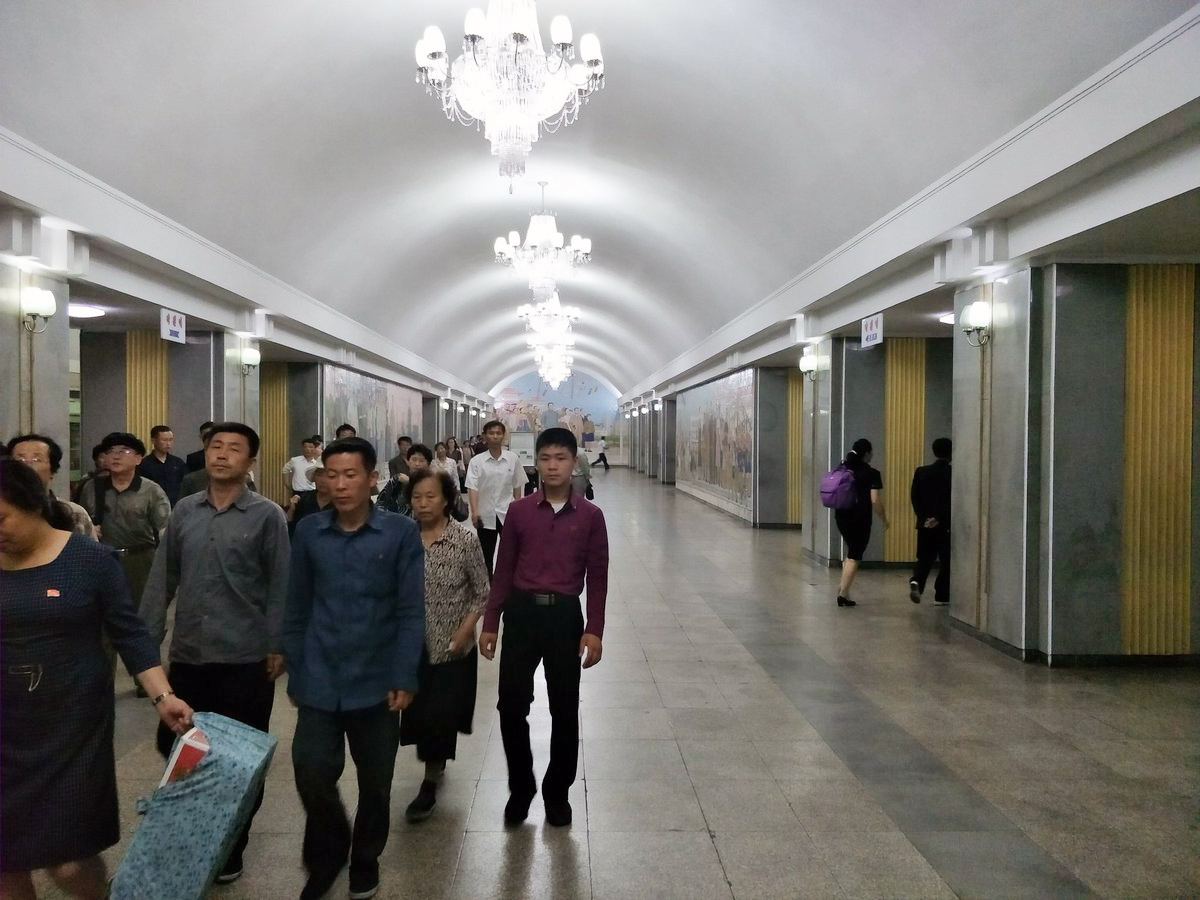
[{"left": 479, "top": 427, "right": 609, "bottom": 828}]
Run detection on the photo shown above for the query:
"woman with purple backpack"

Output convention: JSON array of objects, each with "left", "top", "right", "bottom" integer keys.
[{"left": 833, "top": 438, "right": 889, "bottom": 607}]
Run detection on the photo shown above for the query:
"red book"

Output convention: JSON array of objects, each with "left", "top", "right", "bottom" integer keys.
[{"left": 158, "top": 727, "right": 210, "bottom": 787}]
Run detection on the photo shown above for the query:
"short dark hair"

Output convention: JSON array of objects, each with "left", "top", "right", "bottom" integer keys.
[
  {"left": 302, "top": 436, "right": 320, "bottom": 447},
  {"left": 100, "top": 432, "right": 147, "bottom": 457},
  {"left": 150, "top": 425, "right": 173, "bottom": 439},
  {"left": 850, "top": 438, "right": 873, "bottom": 457},
  {"left": 207, "top": 422, "right": 261, "bottom": 458},
  {"left": 408, "top": 467, "right": 458, "bottom": 516},
  {"left": 536, "top": 427, "right": 577, "bottom": 457},
  {"left": 932, "top": 437, "right": 952, "bottom": 460},
  {"left": 311, "top": 434, "right": 323, "bottom": 444},
  {"left": 482, "top": 420, "right": 505, "bottom": 434},
  {"left": 407, "top": 443, "right": 432, "bottom": 463},
  {"left": 434, "top": 441, "right": 447, "bottom": 452},
  {"left": 322, "top": 436, "right": 377, "bottom": 472},
  {"left": 0, "top": 458, "right": 74, "bottom": 530},
  {"left": 397, "top": 435, "right": 413, "bottom": 447},
  {"left": 6, "top": 433, "right": 64, "bottom": 474},
  {"left": 91, "top": 443, "right": 105, "bottom": 464},
  {"left": 335, "top": 423, "right": 357, "bottom": 437},
  {"left": 199, "top": 420, "right": 215, "bottom": 434}
]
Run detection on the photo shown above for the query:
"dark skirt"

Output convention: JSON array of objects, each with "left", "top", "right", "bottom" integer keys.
[
  {"left": 835, "top": 510, "right": 872, "bottom": 561},
  {"left": 400, "top": 647, "right": 478, "bottom": 762}
]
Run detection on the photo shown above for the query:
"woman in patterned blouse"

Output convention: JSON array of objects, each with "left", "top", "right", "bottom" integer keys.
[{"left": 399, "top": 467, "right": 490, "bottom": 823}]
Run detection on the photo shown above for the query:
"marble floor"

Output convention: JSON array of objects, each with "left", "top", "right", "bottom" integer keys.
[{"left": 54, "top": 470, "right": 1200, "bottom": 898}]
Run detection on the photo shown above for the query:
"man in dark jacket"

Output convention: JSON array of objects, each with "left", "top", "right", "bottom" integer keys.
[{"left": 909, "top": 437, "right": 951, "bottom": 605}]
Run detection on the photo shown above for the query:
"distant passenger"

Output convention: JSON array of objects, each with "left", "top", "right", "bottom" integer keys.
[
  {"left": 833, "top": 438, "right": 889, "bottom": 607},
  {"left": 594, "top": 436, "right": 610, "bottom": 472},
  {"left": 185, "top": 421, "right": 215, "bottom": 472},
  {"left": 334, "top": 423, "right": 357, "bottom": 440},
  {"left": 283, "top": 435, "right": 323, "bottom": 498},
  {"left": 138, "top": 424, "right": 187, "bottom": 506},
  {"left": 388, "top": 435, "right": 414, "bottom": 480},
  {"left": 6, "top": 433, "right": 96, "bottom": 537},
  {"left": 465, "top": 421, "right": 527, "bottom": 579},
  {"left": 909, "top": 438, "right": 952, "bottom": 605}
]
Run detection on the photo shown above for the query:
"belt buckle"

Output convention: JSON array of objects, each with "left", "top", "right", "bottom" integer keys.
[
  {"left": 9, "top": 664, "right": 43, "bottom": 692},
  {"left": 531, "top": 592, "right": 555, "bottom": 606}
]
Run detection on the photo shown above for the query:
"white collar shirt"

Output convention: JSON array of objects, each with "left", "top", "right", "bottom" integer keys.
[
  {"left": 283, "top": 454, "right": 319, "bottom": 492},
  {"left": 464, "top": 448, "right": 527, "bottom": 528}
]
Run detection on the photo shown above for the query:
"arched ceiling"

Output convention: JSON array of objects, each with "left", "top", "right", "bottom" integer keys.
[{"left": 0, "top": 0, "right": 1192, "bottom": 393}]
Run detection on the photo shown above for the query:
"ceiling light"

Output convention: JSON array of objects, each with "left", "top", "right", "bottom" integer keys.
[
  {"left": 938, "top": 313, "right": 955, "bottom": 325},
  {"left": 68, "top": 304, "right": 105, "bottom": 319},
  {"left": 415, "top": 2, "right": 604, "bottom": 186},
  {"left": 495, "top": 182, "right": 591, "bottom": 300}
]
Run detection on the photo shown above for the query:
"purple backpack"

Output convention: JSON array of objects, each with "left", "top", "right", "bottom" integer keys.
[{"left": 820, "top": 465, "right": 858, "bottom": 510}]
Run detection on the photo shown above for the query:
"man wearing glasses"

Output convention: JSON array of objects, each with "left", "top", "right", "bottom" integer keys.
[{"left": 78, "top": 432, "right": 171, "bottom": 609}]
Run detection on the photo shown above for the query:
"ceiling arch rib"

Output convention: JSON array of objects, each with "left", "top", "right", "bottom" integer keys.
[{"left": 489, "top": 367, "right": 623, "bottom": 399}]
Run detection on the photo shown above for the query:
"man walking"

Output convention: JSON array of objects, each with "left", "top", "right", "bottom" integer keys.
[
  {"left": 283, "top": 435, "right": 323, "bottom": 498},
  {"left": 388, "top": 435, "right": 413, "bottom": 479},
  {"left": 594, "top": 436, "right": 610, "bottom": 472},
  {"left": 284, "top": 437, "right": 425, "bottom": 900},
  {"left": 464, "top": 420, "right": 527, "bottom": 578},
  {"left": 185, "top": 421, "right": 215, "bottom": 472},
  {"left": 139, "top": 422, "right": 290, "bottom": 884},
  {"left": 909, "top": 437, "right": 952, "bottom": 605},
  {"left": 479, "top": 427, "right": 609, "bottom": 828},
  {"left": 138, "top": 424, "right": 187, "bottom": 506}
]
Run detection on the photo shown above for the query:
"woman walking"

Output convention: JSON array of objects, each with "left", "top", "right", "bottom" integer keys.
[
  {"left": 833, "top": 438, "right": 889, "bottom": 607},
  {"left": 0, "top": 459, "right": 193, "bottom": 899},
  {"left": 400, "top": 468, "right": 489, "bottom": 823}
]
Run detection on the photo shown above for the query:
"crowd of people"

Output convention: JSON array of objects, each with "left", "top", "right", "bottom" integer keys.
[{"left": 0, "top": 419, "right": 609, "bottom": 900}]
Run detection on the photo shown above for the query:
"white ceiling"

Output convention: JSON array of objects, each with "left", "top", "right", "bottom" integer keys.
[{"left": 0, "top": 0, "right": 1194, "bottom": 393}]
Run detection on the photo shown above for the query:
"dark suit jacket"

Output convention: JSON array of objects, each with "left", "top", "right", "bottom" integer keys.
[
  {"left": 910, "top": 460, "right": 951, "bottom": 529},
  {"left": 185, "top": 448, "right": 206, "bottom": 472}
]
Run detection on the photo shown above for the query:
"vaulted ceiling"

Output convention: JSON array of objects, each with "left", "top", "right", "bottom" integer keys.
[{"left": 0, "top": 0, "right": 1193, "bottom": 394}]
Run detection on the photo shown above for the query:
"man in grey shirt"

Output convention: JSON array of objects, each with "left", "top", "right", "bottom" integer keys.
[{"left": 140, "top": 422, "right": 290, "bottom": 885}]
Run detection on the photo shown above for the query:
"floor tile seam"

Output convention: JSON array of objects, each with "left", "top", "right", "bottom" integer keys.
[{"left": 714, "top": 609, "right": 1097, "bottom": 898}]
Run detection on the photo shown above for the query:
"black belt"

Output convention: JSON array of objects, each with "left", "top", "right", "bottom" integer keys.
[{"left": 513, "top": 590, "right": 579, "bottom": 607}]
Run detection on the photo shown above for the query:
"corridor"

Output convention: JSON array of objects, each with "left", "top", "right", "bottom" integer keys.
[{"left": 90, "top": 471, "right": 1199, "bottom": 899}]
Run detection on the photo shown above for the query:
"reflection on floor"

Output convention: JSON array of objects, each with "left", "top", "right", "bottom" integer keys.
[{"left": 50, "top": 470, "right": 1200, "bottom": 897}]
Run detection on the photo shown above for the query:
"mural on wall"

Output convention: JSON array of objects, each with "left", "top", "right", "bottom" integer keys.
[
  {"left": 492, "top": 372, "right": 619, "bottom": 448},
  {"left": 676, "top": 369, "right": 754, "bottom": 515},
  {"left": 322, "top": 365, "right": 423, "bottom": 471}
]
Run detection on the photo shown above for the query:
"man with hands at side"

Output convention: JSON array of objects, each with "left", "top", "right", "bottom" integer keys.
[
  {"left": 479, "top": 427, "right": 609, "bottom": 829},
  {"left": 284, "top": 437, "right": 425, "bottom": 900}
]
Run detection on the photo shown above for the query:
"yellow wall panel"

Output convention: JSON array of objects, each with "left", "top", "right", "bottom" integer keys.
[
  {"left": 259, "top": 362, "right": 290, "bottom": 507},
  {"left": 786, "top": 369, "right": 804, "bottom": 525},
  {"left": 884, "top": 338, "right": 926, "bottom": 562},
  {"left": 125, "top": 330, "right": 167, "bottom": 446},
  {"left": 1122, "top": 264, "right": 1194, "bottom": 654}
]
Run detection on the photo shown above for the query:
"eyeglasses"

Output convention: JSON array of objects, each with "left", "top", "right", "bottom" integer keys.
[
  {"left": 107, "top": 448, "right": 137, "bottom": 456},
  {"left": 13, "top": 456, "right": 47, "bottom": 465}
]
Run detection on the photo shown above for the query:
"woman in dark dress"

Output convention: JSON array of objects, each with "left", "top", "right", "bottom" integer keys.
[
  {"left": 833, "top": 438, "right": 890, "bottom": 607},
  {"left": 400, "top": 468, "right": 489, "bottom": 823},
  {"left": 0, "top": 459, "right": 193, "bottom": 899}
]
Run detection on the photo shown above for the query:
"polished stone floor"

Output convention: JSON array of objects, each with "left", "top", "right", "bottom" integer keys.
[{"left": 49, "top": 470, "right": 1200, "bottom": 898}]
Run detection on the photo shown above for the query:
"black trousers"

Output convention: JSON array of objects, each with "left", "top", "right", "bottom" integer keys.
[
  {"left": 291, "top": 703, "right": 400, "bottom": 878},
  {"left": 911, "top": 527, "right": 951, "bottom": 603},
  {"left": 476, "top": 521, "right": 502, "bottom": 580},
  {"left": 497, "top": 594, "right": 583, "bottom": 802},
  {"left": 596, "top": 452, "right": 609, "bottom": 471},
  {"left": 155, "top": 660, "right": 275, "bottom": 864}
]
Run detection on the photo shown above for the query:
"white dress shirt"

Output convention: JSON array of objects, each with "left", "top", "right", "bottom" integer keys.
[
  {"left": 283, "top": 454, "right": 319, "bottom": 492},
  {"left": 464, "top": 448, "right": 527, "bottom": 529}
]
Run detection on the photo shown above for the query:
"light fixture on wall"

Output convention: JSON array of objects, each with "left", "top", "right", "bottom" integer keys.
[
  {"left": 470, "top": 407, "right": 479, "bottom": 417},
  {"left": 631, "top": 409, "right": 639, "bottom": 418},
  {"left": 240, "top": 346, "right": 261, "bottom": 375},
  {"left": 21, "top": 286, "right": 56, "bottom": 333},
  {"left": 440, "top": 399, "right": 451, "bottom": 410},
  {"left": 959, "top": 299, "right": 992, "bottom": 348},
  {"left": 799, "top": 345, "right": 828, "bottom": 381},
  {"left": 654, "top": 400, "right": 663, "bottom": 412},
  {"left": 624, "top": 412, "right": 631, "bottom": 419},
  {"left": 494, "top": 182, "right": 591, "bottom": 300},
  {"left": 415, "top": 2, "right": 604, "bottom": 186}
]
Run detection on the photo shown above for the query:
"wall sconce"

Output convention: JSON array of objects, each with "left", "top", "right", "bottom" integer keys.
[
  {"left": 654, "top": 400, "right": 663, "bottom": 412},
  {"left": 632, "top": 409, "right": 639, "bottom": 418},
  {"left": 440, "top": 399, "right": 450, "bottom": 410},
  {"left": 240, "top": 346, "right": 261, "bottom": 375},
  {"left": 799, "top": 345, "right": 829, "bottom": 381},
  {"left": 470, "top": 408, "right": 479, "bottom": 417},
  {"left": 959, "top": 299, "right": 992, "bottom": 348},
  {"left": 624, "top": 412, "right": 631, "bottom": 419},
  {"left": 21, "top": 286, "right": 56, "bottom": 333}
]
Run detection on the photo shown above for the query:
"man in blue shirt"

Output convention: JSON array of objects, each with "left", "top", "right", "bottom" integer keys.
[{"left": 284, "top": 437, "right": 425, "bottom": 900}]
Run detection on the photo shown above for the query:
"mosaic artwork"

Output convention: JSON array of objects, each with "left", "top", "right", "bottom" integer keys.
[
  {"left": 675, "top": 369, "right": 754, "bottom": 516},
  {"left": 322, "top": 365, "right": 423, "bottom": 473},
  {"left": 492, "top": 372, "right": 619, "bottom": 448}
]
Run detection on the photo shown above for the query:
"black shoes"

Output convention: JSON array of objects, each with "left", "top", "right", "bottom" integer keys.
[
  {"left": 299, "top": 866, "right": 341, "bottom": 900},
  {"left": 504, "top": 789, "right": 536, "bottom": 826},
  {"left": 836, "top": 595, "right": 856, "bottom": 607},
  {"left": 909, "top": 580, "right": 922, "bottom": 604},
  {"left": 215, "top": 853, "right": 243, "bottom": 884},
  {"left": 348, "top": 861, "right": 379, "bottom": 900},
  {"left": 544, "top": 797, "right": 572, "bottom": 827},
  {"left": 405, "top": 780, "right": 438, "bottom": 823}
]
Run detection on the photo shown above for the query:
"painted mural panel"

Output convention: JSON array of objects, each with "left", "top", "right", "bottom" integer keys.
[
  {"left": 676, "top": 369, "right": 754, "bottom": 517},
  {"left": 492, "top": 372, "right": 619, "bottom": 450},
  {"left": 322, "top": 365, "right": 423, "bottom": 472}
]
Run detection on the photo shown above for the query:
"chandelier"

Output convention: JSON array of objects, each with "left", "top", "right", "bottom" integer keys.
[
  {"left": 536, "top": 345, "right": 574, "bottom": 389},
  {"left": 414, "top": 2, "right": 605, "bottom": 186},
  {"left": 517, "top": 290, "right": 579, "bottom": 388},
  {"left": 495, "top": 182, "right": 591, "bottom": 300}
]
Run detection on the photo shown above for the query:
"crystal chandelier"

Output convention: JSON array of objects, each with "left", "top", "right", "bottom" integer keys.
[
  {"left": 495, "top": 183, "right": 591, "bottom": 300},
  {"left": 536, "top": 344, "right": 574, "bottom": 389},
  {"left": 518, "top": 290, "right": 579, "bottom": 387},
  {"left": 414, "top": 2, "right": 605, "bottom": 186}
]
